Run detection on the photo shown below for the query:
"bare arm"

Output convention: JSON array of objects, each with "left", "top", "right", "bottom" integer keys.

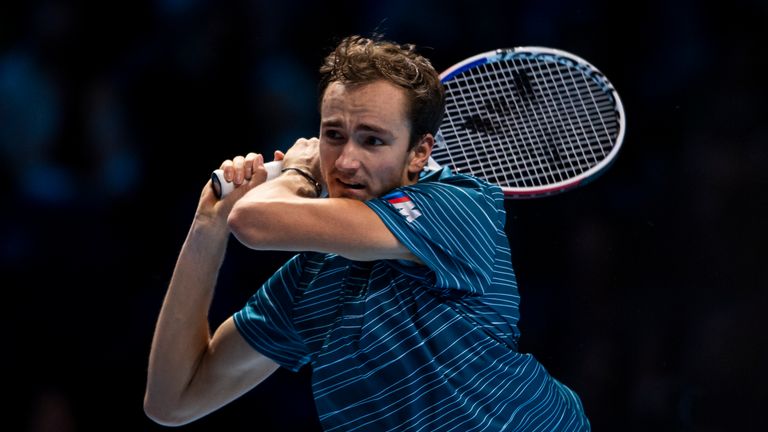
[
  {"left": 228, "top": 177, "right": 417, "bottom": 262},
  {"left": 144, "top": 155, "right": 279, "bottom": 426}
]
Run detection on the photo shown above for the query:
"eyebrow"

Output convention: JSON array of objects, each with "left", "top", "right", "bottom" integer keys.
[{"left": 321, "top": 119, "right": 393, "bottom": 136}]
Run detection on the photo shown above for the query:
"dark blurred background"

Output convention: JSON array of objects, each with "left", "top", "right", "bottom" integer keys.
[{"left": 2, "top": 0, "right": 766, "bottom": 431}]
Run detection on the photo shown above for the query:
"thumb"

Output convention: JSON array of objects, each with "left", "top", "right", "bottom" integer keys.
[{"left": 274, "top": 150, "right": 285, "bottom": 162}]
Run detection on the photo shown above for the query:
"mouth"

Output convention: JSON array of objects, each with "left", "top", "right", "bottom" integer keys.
[
  {"left": 336, "top": 179, "right": 366, "bottom": 190},
  {"left": 334, "top": 178, "right": 370, "bottom": 199}
]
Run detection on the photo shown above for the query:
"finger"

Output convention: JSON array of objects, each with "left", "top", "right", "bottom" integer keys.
[
  {"left": 292, "top": 137, "right": 310, "bottom": 150},
  {"left": 233, "top": 155, "right": 245, "bottom": 185},
  {"left": 244, "top": 152, "right": 258, "bottom": 180},
  {"left": 274, "top": 150, "right": 285, "bottom": 161},
  {"left": 220, "top": 159, "right": 234, "bottom": 182},
  {"left": 249, "top": 153, "right": 266, "bottom": 183}
]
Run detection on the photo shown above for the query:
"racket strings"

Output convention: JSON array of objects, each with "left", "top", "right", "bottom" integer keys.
[
  {"left": 545, "top": 58, "right": 614, "bottom": 163},
  {"left": 433, "top": 54, "right": 619, "bottom": 189},
  {"left": 532, "top": 59, "right": 592, "bottom": 177},
  {"left": 462, "top": 63, "right": 518, "bottom": 186},
  {"left": 438, "top": 69, "right": 538, "bottom": 185},
  {"left": 499, "top": 60, "right": 570, "bottom": 185},
  {"left": 446, "top": 63, "right": 613, "bottom": 180}
]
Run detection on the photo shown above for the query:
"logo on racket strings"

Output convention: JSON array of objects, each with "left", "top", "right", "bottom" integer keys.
[{"left": 383, "top": 191, "right": 421, "bottom": 223}]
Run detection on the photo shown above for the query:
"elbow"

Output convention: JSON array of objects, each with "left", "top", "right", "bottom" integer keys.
[
  {"left": 143, "top": 393, "right": 193, "bottom": 427},
  {"left": 227, "top": 201, "right": 271, "bottom": 249}
]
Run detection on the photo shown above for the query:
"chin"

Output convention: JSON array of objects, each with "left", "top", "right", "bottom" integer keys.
[{"left": 335, "top": 188, "right": 372, "bottom": 201}]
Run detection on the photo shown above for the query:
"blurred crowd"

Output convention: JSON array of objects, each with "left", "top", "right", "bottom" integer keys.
[{"left": 2, "top": 1, "right": 765, "bottom": 431}]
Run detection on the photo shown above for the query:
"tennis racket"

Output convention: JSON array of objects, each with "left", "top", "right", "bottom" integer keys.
[{"left": 211, "top": 46, "right": 625, "bottom": 199}]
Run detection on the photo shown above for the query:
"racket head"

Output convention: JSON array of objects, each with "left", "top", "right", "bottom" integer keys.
[{"left": 432, "top": 47, "right": 626, "bottom": 198}]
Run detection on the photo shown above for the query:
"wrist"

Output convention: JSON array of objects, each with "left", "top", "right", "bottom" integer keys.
[
  {"left": 281, "top": 167, "right": 322, "bottom": 197},
  {"left": 192, "top": 212, "right": 230, "bottom": 237}
]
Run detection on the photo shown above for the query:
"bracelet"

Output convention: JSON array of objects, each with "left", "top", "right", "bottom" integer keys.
[{"left": 281, "top": 167, "right": 322, "bottom": 197}]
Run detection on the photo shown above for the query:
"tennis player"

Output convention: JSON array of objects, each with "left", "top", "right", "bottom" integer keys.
[{"left": 145, "top": 35, "right": 590, "bottom": 431}]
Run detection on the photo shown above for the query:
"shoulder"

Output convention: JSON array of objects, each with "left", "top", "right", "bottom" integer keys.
[
  {"left": 406, "top": 168, "right": 501, "bottom": 203},
  {"left": 394, "top": 168, "right": 505, "bottom": 223},
  {"left": 366, "top": 167, "right": 506, "bottom": 228}
]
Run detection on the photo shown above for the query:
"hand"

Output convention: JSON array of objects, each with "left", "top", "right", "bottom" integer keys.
[
  {"left": 196, "top": 151, "right": 285, "bottom": 225},
  {"left": 281, "top": 138, "right": 322, "bottom": 185}
]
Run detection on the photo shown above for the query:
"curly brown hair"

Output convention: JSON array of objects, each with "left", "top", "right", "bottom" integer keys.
[{"left": 318, "top": 35, "right": 445, "bottom": 149}]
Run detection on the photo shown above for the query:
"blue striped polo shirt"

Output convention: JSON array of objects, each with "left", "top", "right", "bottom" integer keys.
[{"left": 233, "top": 168, "right": 590, "bottom": 431}]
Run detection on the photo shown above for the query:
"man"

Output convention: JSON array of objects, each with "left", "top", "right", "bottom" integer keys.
[{"left": 145, "top": 35, "right": 590, "bottom": 431}]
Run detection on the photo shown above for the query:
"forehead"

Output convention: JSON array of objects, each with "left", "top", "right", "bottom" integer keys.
[{"left": 321, "top": 81, "right": 409, "bottom": 126}]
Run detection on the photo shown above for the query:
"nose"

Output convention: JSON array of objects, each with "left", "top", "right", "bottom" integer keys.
[{"left": 334, "top": 141, "right": 362, "bottom": 172}]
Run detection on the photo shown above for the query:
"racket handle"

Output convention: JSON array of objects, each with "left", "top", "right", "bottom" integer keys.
[{"left": 210, "top": 160, "right": 284, "bottom": 199}]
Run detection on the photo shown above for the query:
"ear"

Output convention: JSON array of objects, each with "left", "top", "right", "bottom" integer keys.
[{"left": 407, "top": 134, "right": 434, "bottom": 175}]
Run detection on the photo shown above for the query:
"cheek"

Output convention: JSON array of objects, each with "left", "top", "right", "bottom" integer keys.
[
  {"left": 370, "top": 159, "right": 407, "bottom": 189},
  {"left": 318, "top": 144, "right": 335, "bottom": 174}
]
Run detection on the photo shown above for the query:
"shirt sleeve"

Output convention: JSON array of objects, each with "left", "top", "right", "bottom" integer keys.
[
  {"left": 365, "top": 172, "right": 504, "bottom": 297},
  {"left": 233, "top": 253, "right": 311, "bottom": 372}
]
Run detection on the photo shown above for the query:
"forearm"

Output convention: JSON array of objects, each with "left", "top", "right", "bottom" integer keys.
[
  {"left": 240, "top": 169, "right": 318, "bottom": 202},
  {"left": 227, "top": 171, "right": 317, "bottom": 248},
  {"left": 145, "top": 216, "right": 229, "bottom": 421},
  {"left": 228, "top": 176, "right": 417, "bottom": 262}
]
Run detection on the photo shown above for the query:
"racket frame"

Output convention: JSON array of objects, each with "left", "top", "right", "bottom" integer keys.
[{"left": 434, "top": 47, "right": 626, "bottom": 198}]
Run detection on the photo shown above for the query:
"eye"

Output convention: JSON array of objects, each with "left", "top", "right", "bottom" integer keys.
[
  {"left": 363, "top": 135, "right": 385, "bottom": 146},
  {"left": 323, "top": 129, "right": 344, "bottom": 141}
]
